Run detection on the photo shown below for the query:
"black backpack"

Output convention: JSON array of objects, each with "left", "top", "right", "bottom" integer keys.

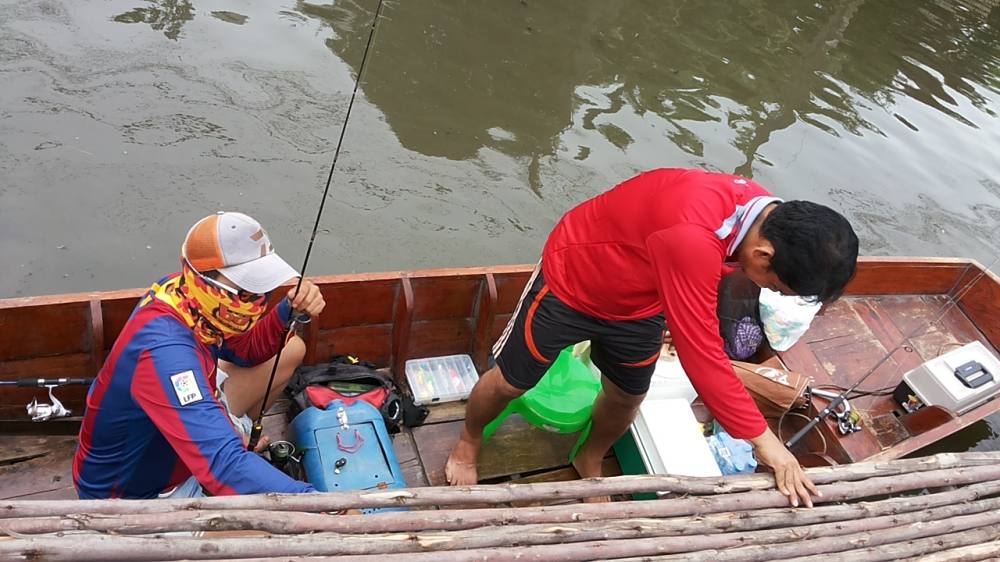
[
  {"left": 717, "top": 270, "right": 765, "bottom": 360},
  {"left": 285, "top": 355, "right": 428, "bottom": 432}
]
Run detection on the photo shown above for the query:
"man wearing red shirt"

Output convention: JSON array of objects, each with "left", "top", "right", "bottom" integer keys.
[{"left": 446, "top": 168, "right": 859, "bottom": 508}]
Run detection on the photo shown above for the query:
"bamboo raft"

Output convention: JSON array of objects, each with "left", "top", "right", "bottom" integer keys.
[{"left": 2, "top": 452, "right": 1000, "bottom": 561}]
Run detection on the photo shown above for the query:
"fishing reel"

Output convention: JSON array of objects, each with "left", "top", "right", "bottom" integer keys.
[
  {"left": 266, "top": 440, "right": 304, "bottom": 480},
  {"left": 0, "top": 378, "right": 92, "bottom": 422},
  {"left": 810, "top": 388, "right": 862, "bottom": 435},
  {"left": 27, "top": 385, "right": 72, "bottom": 422}
]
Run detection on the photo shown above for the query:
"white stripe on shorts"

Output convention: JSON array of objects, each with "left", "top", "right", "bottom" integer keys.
[{"left": 492, "top": 260, "right": 542, "bottom": 358}]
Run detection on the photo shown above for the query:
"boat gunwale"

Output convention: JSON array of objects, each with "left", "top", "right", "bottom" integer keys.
[
  {"left": 2, "top": 257, "right": 996, "bottom": 309},
  {"left": 0, "top": 264, "right": 537, "bottom": 309}
]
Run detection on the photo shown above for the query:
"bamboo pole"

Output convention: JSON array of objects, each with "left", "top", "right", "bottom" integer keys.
[
  {"left": 2, "top": 464, "right": 999, "bottom": 543},
  {"left": 4, "top": 497, "right": 1000, "bottom": 561},
  {"left": 5, "top": 477, "right": 1000, "bottom": 537},
  {"left": 3, "top": 451, "right": 996, "bottom": 519},
  {"left": 632, "top": 527, "right": 1000, "bottom": 562},
  {"left": 897, "top": 539, "right": 1000, "bottom": 562},
  {"left": 7, "top": 458, "right": 1000, "bottom": 523},
  {"left": 642, "top": 516, "right": 1000, "bottom": 562},
  {"left": 783, "top": 525, "right": 1000, "bottom": 562}
]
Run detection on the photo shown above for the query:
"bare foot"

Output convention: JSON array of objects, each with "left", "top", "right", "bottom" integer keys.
[
  {"left": 572, "top": 454, "right": 612, "bottom": 502},
  {"left": 572, "top": 452, "right": 604, "bottom": 479},
  {"left": 445, "top": 434, "right": 481, "bottom": 486}
]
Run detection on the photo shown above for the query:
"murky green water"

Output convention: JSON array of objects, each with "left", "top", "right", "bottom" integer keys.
[{"left": 2, "top": 0, "right": 999, "bottom": 451}]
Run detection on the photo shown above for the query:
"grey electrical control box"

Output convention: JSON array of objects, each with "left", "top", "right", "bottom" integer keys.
[{"left": 894, "top": 341, "right": 1000, "bottom": 415}]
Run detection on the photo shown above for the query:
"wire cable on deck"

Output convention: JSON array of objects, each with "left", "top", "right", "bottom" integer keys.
[{"left": 785, "top": 256, "right": 1000, "bottom": 449}]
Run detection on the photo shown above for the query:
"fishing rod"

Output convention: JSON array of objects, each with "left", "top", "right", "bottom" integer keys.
[
  {"left": 246, "top": 0, "right": 386, "bottom": 451},
  {"left": 0, "top": 378, "right": 93, "bottom": 387},
  {"left": 784, "top": 256, "right": 1000, "bottom": 449},
  {"left": 0, "top": 378, "right": 95, "bottom": 421}
]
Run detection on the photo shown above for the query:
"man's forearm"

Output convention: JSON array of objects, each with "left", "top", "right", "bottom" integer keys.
[{"left": 748, "top": 426, "right": 779, "bottom": 448}]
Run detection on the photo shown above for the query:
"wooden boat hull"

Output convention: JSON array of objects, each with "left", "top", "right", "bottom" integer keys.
[
  {"left": 773, "top": 258, "right": 1000, "bottom": 464},
  {"left": 2, "top": 257, "right": 999, "bottom": 466}
]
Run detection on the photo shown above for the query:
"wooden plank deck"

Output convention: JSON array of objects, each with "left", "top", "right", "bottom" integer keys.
[
  {"left": 777, "top": 293, "right": 1000, "bottom": 464},
  {"left": 411, "top": 412, "right": 616, "bottom": 486},
  {"left": 0, "top": 398, "right": 619, "bottom": 501},
  {"left": 0, "top": 436, "right": 77, "bottom": 500}
]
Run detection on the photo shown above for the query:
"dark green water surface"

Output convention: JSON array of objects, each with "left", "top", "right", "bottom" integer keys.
[{"left": 2, "top": 0, "right": 999, "bottom": 451}]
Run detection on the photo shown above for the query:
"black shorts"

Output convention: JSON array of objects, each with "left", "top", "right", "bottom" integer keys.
[{"left": 493, "top": 264, "right": 665, "bottom": 395}]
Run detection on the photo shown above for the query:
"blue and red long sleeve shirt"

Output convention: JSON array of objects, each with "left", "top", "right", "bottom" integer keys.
[{"left": 73, "top": 275, "right": 315, "bottom": 499}]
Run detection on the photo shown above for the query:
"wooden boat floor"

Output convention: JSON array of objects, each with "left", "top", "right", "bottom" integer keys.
[
  {"left": 0, "top": 399, "right": 620, "bottom": 504},
  {"left": 0, "top": 436, "right": 78, "bottom": 501},
  {"left": 775, "top": 293, "right": 1000, "bottom": 463},
  {"left": 267, "top": 397, "right": 621, "bottom": 505}
]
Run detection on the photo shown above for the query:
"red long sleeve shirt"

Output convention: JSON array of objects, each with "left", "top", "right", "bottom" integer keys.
[{"left": 542, "top": 168, "right": 780, "bottom": 439}]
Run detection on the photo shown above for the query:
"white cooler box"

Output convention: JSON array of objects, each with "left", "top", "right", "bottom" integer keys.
[
  {"left": 894, "top": 341, "right": 1000, "bottom": 415},
  {"left": 613, "top": 354, "right": 721, "bottom": 498}
]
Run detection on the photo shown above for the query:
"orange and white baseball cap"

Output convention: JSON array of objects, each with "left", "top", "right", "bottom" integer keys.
[{"left": 182, "top": 212, "right": 299, "bottom": 294}]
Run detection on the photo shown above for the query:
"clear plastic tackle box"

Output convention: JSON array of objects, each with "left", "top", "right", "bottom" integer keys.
[{"left": 405, "top": 354, "right": 480, "bottom": 405}]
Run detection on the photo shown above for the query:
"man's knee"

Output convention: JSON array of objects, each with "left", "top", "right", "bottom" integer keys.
[
  {"left": 278, "top": 335, "right": 306, "bottom": 382},
  {"left": 600, "top": 378, "right": 646, "bottom": 409},
  {"left": 482, "top": 365, "right": 528, "bottom": 400},
  {"left": 285, "top": 334, "right": 306, "bottom": 359}
]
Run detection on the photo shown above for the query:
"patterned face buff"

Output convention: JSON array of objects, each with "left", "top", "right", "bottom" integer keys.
[{"left": 152, "top": 261, "right": 268, "bottom": 346}]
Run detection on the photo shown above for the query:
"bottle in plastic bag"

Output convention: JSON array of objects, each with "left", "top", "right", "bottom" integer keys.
[
  {"left": 706, "top": 428, "right": 758, "bottom": 475},
  {"left": 758, "top": 288, "right": 822, "bottom": 351}
]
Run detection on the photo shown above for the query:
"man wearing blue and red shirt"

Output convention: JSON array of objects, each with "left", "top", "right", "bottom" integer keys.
[
  {"left": 74, "top": 212, "right": 325, "bottom": 499},
  {"left": 446, "top": 168, "right": 859, "bottom": 508}
]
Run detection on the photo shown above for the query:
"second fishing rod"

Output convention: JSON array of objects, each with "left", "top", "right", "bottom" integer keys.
[{"left": 246, "top": 0, "right": 386, "bottom": 451}]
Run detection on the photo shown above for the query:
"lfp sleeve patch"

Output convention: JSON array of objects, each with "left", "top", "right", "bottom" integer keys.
[{"left": 170, "top": 370, "right": 204, "bottom": 405}]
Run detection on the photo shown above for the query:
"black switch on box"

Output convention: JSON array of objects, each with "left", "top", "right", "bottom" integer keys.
[{"left": 955, "top": 360, "right": 993, "bottom": 389}]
